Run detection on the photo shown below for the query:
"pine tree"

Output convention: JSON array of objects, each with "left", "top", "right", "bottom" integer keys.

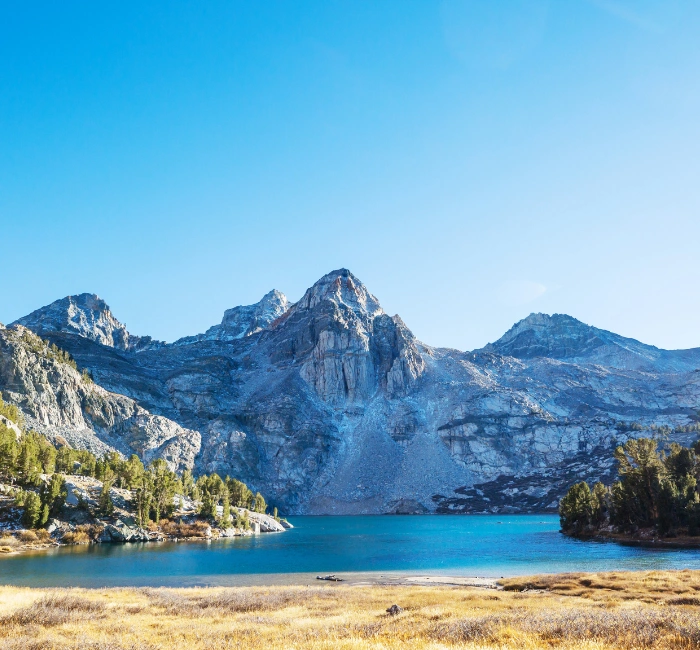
[
  {"left": 135, "top": 480, "right": 152, "bottom": 528},
  {"left": 22, "top": 492, "right": 42, "bottom": 528},
  {"left": 253, "top": 492, "right": 267, "bottom": 514},
  {"left": 220, "top": 489, "right": 231, "bottom": 526},
  {"left": 151, "top": 459, "right": 176, "bottom": 523},
  {"left": 39, "top": 503, "right": 50, "bottom": 527},
  {"left": 181, "top": 469, "right": 195, "bottom": 498},
  {"left": 40, "top": 473, "right": 67, "bottom": 517},
  {"left": 227, "top": 478, "right": 253, "bottom": 508},
  {"left": 98, "top": 471, "right": 115, "bottom": 517},
  {"left": 559, "top": 482, "right": 593, "bottom": 533}
]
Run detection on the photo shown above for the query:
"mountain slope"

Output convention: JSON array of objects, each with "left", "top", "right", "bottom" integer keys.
[
  {"left": 6, "top": 269, "right": 700, "bottom": 514},
  {"left": 482, "top": 312, "right": 700, "bottom": 372},
  {"left": 0, "top": 324, "right": 200, "bottom": 471}
]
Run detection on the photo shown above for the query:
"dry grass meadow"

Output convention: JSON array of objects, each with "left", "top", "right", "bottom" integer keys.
[{"left": 1, "top": 571, "right": 699, "bottom": 649}]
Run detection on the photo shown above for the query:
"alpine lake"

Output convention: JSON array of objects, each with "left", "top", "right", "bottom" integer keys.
[{"left": 2, "top": 515, "right": 699, "bottom": 588}]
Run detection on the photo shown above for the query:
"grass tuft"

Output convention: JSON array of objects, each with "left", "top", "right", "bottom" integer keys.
[
  {"left": 62, "top": 531, "right": 90, "bottom": 545},
  {"left": 2, "top": 594, "right": 104, "bottom": 628}
]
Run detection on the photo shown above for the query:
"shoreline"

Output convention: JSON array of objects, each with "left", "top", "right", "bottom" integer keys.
[
  {"left": 564, "top": 530, "right": 700, "bottom": 549},
  {"left": 0, "top": 525, "right": 288, "bottom": 559},
  {"left": 0, "top": 571, "right": 503, "bottom": 590},
  {"left": 3, "top": 567, "right": 700, "bottom": 590}
]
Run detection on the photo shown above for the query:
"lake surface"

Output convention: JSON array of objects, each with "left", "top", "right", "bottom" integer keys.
[{"left": 2, "top": 515, "right": 700, "bottom": 587}]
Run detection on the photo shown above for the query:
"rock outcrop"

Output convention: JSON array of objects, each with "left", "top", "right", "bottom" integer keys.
[
  {"left": 174, "top": 290, "right": 290, "bottom": 345},
  {"left": 6, "top": 269, "right": 700, "bottom": 515},
  {"left": 14, "top": 293, "right": 165, "bottom": 353},
  {"left": 0, "top": 324, "right": 200, "bottom": 471}
]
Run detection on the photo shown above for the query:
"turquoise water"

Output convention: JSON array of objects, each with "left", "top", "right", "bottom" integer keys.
[{"left": 1, "top": 515, "right": 700, "bottom": 587}]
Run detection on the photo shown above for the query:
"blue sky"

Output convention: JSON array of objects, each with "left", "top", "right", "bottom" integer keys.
[{"left": 2, "top": 1, "right": 699, "bottom": 350}]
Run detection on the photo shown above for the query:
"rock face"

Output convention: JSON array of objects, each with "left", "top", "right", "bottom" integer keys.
[
  {"left": 14, "top": 293, "right": 166, "bottom": 353},
  {"left": 6, "top": 269, "right": 700, "bottom": 514},
  {"left": 15, "top": 293, "right": 132, "bottom": 350},
  {"left": 175, "top": 290, "right": 289, "bottom": 345},
  {"left": 482, "top": 312, "right": 700, "bottom": 372},
  {"left": 0, "top": 324, "right": 200, "bottom": 471}
]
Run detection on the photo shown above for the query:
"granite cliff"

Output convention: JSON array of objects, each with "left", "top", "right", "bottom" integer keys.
[
  {"left": 0, "top": 324, "right": 200, "bottom": 472},
  {"left": 6, "top": 269, "right": 700, "bottom": 514}
]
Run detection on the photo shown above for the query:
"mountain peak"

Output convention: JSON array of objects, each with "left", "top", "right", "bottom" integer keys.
[
  {"left": 217, "top": 289, "right": 289, "bottom": 339},
  {"left": 482, "top": 312, "right": 612, "bottom": 360},
  {"left": 174, "top": 289, "right": 290, "bottom": 345},
  {"left": 481, "top": 312, "right": 668, "bottom": 369},
  {"left": 12, "top": 293, "right": 131, "bottom": 350},
  {"left": 511, "top": 312, "right": 590, "bottom": 335},
  {"left": 296, "top": 269, "right": 383, "bottom": 319}
]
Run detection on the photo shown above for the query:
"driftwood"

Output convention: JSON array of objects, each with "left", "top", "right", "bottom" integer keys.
[{"left": 316, "top": 574, "right": 343, "bottom": 582}]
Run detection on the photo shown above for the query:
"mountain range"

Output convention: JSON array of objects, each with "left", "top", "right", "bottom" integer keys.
[{"left": 3, "top": 269, "right": 699, "bottom": 514}]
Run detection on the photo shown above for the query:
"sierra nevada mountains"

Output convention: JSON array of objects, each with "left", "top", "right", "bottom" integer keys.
[{"left": 4, "top": 269, "right": 700, "bottom": 514}]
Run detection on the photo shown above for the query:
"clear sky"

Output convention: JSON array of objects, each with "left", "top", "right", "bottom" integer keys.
[{"left": 2, "top": 1, "right": 699, "bottom": 351}]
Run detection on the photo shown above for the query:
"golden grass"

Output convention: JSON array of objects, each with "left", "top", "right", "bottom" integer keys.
[
  {"left": 159, "top": 519, "right": 211, "bottom": 539},
  {"left": 61, "top": 531, "right": 90, "bottom": 545},
  {"left": 0, "top": 571, "right": 698, "bottom": 649},
  {"left": 501, "top": 569, "right": 700, "bottom": 604}
]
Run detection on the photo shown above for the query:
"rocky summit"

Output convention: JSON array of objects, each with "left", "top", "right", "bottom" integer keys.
[{"left": 6, "top": 269, "right": 700, "bottom": 514}]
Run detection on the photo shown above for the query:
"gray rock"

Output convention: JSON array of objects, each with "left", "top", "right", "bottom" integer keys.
[
  {"left": 0, "top": 326, "right": 200, "bottom": 472},
  {"left": 481, "top": 312, "right": 700, "bottom": 372},
  {"left": 46, "top": 519, "right": 61, "bottom": 534},
  {"left": 246, "top": 510, "right": 286, "bottom": 533},
  {"left": 386, "top": 498, "right": 429, "bottom": 515},
  {"left": 7, "top": 269, "right": 700, "bottom": 515},
  {"left": 103, "top": 520, "right": 149, "bottom": 542},
  {"left": 0, "top": 414, "right": 21, "bottom": 439},
  {"left": 174, "top": 290, "right": 289, "bottom": 345}
]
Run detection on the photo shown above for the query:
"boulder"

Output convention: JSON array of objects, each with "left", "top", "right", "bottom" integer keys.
[{"left": 102, "top": 520, "right": 150, "bottom": 543}]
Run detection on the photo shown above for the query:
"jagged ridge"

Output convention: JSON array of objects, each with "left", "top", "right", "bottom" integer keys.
[{"left": 5, "top": 270, "right": 700, "bottom": 515}]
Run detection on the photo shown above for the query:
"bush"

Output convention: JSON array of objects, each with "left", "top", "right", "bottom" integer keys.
[
  {"left": 17, "top": 529, "right": 51, "bottom": 544},
  {"left": 0, "top": 534, "right": 19, "bottom": 549},
  {"left": 62, "top": 530, "right": 90, "bottom": 544},
  {"left": 0, "top": 395, "right": 23, "bottom": 427},
  {"left": 18, "top": 530, "right": 38, "bottom": 543},
  {"left": 160, "top": 520, "right": 211, "bottom": 538},
  {"left": 234, "top": 510, "right": 250, "bottom": 530}
]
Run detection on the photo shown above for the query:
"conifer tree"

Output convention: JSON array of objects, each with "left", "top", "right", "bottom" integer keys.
[
  {"left": 41, "top": 473, "right": 67, "bottom": 517},
  {"left": 22, "top": 491, "right": 42, "bottom": 528},
  {"left": 98, "top": 471, "right": 115, "bottom": 517},
  {"left": 253, "top": 492, "right": 267, "bottom": 514}
]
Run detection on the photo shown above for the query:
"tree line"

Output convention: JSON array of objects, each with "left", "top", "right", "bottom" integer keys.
[
  {"left": 560, "top": 437, "right": 700, "bottom": 537},
  {"left": 0, "top": 396, "right": 270, "bottom": 530}
]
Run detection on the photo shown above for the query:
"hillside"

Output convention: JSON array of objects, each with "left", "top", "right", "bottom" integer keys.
[{"left": 6, "top": 269, "right": 700, "bottom": 514}]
